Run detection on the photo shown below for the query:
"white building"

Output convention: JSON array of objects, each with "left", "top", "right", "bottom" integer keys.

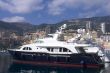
[{"left": 101, "top": 23, "right": 106, "bottom": 34}]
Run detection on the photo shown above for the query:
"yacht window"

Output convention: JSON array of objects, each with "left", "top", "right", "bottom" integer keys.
[
  {"left": 53, "top": 48, "right": 59, "bottom": 52},
  {"left": 29, "top": 47, "right": 32, "bottom": 50},
  {"left": 51, "top": 48, "right": 53, "bottom": 52},
  {"left": 47, "top": 47, "right": 71, "bottom": 52},
  {"left": 26, "top": 47, "right": 28, "bottom": 50},
  {"left": 59, "top": 48, "right": 62, "bottom": 52},
  {"left": 47, "top": 48, "right": 54, "bottom": 52},
  {"left": 63, "top": 48, "right": 68, "bottom": 52},
  {"left": 47, "top": 48, "right": 50, "bottom": 51},
  {"left": 75, "top": 47, "right": 86, "bottom": 53},
  {"left": 68, "top": 50, "right": 71, "bottom": 52},
  {"left": 23, "top": 47, "right": 32, "bottom": 50},
  {"left": 23, "top": 47, "right": 26, "bottom": 50}
]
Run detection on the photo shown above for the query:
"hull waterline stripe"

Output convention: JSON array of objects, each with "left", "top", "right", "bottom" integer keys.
[{"left": 13, "top": 60, "right": 103, "bottom": 68}]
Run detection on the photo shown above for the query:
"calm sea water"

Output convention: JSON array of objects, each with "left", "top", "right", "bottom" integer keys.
[{"left": 0, "top": 52, "right": 110, "bottom": 73}]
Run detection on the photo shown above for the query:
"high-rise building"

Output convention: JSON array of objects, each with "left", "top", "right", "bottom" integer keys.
[
  {"left": 101, "top": 23, "right": 105, "bottom": 34},
  {"left": 86, "top": 21, "right": 91, "bottom": 30}
]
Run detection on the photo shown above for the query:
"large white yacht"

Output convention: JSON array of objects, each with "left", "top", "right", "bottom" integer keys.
[{"left": 8, "top": 24, "right": 105, "bottom": 68}]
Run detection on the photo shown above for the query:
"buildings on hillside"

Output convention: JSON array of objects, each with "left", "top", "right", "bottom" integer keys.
[{"left": 1, "top": 21, "right": 110, "bottom": 49}]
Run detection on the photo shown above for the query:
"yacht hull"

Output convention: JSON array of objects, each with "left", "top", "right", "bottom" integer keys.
[{"left": 8, "top": 50, "right": 104, "bottom": 68}]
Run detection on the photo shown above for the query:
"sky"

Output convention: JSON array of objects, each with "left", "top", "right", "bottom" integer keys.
[{"left": 0, "top": 0, "right": 110, "bottom": 25}]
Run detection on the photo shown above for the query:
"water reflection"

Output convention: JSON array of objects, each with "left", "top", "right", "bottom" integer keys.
[
  {"left": 8, "top": 63, "right": 102, "bottom": 73},
  {"left": 0, "top": 52, "right": 12, "bottom": 73}
]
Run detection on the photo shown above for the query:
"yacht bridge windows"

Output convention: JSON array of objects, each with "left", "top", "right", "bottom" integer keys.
[
  {"left": 22, "top": 47, "right": 32, "bottom": 50},
  {"left": 47, "top": 47, "right": 71, "bottom": 53}
]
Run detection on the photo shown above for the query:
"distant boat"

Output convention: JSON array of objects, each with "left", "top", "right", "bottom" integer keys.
[{"left": 8, "top": 24, "right": 104, "bottom": 68}]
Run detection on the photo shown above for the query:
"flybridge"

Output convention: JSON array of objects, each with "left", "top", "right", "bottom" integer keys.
[{"left": 34, "top": 24, "right": 67, "bottom": 43}]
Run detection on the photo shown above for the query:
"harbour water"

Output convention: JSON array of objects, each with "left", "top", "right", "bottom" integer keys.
[{"left": 0, "top": 52, "right": 110, "bottom": 73}]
